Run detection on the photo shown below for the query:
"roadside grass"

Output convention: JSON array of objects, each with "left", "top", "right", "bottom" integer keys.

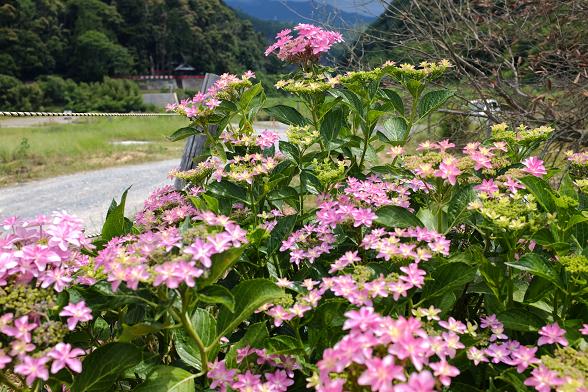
[{"left": 0, "top": 116, "right": 189, "bottom": 186}]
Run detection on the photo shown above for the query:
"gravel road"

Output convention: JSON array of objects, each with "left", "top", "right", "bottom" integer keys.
[
  {"left": 0, "top": 121, "right": 289, "bottom": 233},
  {"left": 0, "top": 160, "right": 177, "bottom": 234}
]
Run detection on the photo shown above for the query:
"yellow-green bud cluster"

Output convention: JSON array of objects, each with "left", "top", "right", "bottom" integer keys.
[
  {"left": 383, "top": 60, "right": 451, "bottom": 82},
  {"left": 339, "top": 68, "right": 384, "bottom": 84},
  {"left": 32, "top": 320, "right": 68, "bottom": 346},
  {"left": 312, "top": 158, "right": 345, "bottom": 185},
  {"left": 275, "top": 76, "right": 339, "bottom": 94},
  {"left": 286, "top": 125, "right": 319, "bottom": 147},
  {"left": 469, "top": 193, "right": 541, "bottom": 231},
  {"left": 542, "top": 347, "right": 588, "bottom": 392},
  {"left": 491, "top": 123, "right": 553, "bottom": 144},
  {"left": 574, "top": 179, "right": 588, "bottom": 193},
  {"left": 352, "top": 265, "right": 373, "bottom": 283},
  {"left": 558, "top": 254, "right": 588, "bottom": 274},
  {"left": 215, "top": 79, "right": 253, "bottom": 101},
  {"left": 0, "top": 284, "right": 57, "bottom": 317},
  {"left": 272, "top": 294, "right": 295, "bottom": 309}
]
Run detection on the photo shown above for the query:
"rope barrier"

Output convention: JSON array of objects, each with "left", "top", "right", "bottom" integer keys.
[{"left": 0, "top": 111, "right": 177, "bottom": 117}]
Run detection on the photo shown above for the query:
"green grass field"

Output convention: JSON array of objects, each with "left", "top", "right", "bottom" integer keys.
[{"left": 0, "top": 116, "right": 189, "bottom": 186}]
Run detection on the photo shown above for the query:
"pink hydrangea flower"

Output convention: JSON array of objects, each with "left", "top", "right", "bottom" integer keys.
[
  {"left": 0, "top": 349, "right": 11, "bottom": 369},
  {"left": 524, "top": 365, "right": 564, "bottom": 392},
  {"left": 14, "top": 356, "right": 49, "bottom": 386},
  {"left": 537, "top": 322, "right": 568, "bottom": 346},
  {"left": 504, "top": 176, "right": 525, "bottom": 194},
  {"left": 435, "top": 157, "right": 461, "bottom": 185},
  {"left": 474, "top": 179, "right": 499, "bottom": 195},
  {"left": 430, "top": 360, "right": 460, "bottom": 387},
  {"left": 394, "top": 370, "right": 436, "bottom": 392},
  {"left": 1, "top": 315, "right": 37, "bottom": 342},
  {"left": 59, "top": 301, "right": 93, "bottom": 330},
  {"left": 48, "top": 343, "right": 85, "bottom": 374},
  {"left": 343, "top": 307, "right": 381, "bottom": 332},
  {"left": 510, "top": 345, "right": 540, "bottom": 373},
  {"left": 357, "top": 355, "right": 406, "bottom": 390},
  {"left": 522, "top": 156, "right": 547, "bottom": 177},
  {"left": 467, "top": 347, "right": 488, "bottom": 366}
]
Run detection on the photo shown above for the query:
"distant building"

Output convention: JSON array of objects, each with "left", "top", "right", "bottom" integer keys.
[{"left": 117, "top": 65, "right": 205, "bottom": 91}]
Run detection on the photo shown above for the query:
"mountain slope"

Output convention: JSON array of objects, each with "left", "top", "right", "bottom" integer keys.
[
  {"left": 0, "top": 0, "right": 270, "bottom": 81},
  {"left": 225, "top": 0, "right": 375, "bottom": 27}
]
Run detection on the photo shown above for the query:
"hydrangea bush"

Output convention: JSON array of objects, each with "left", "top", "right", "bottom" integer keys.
[{"left": 2, "top": 24, "right": 588, "bottom": 391}]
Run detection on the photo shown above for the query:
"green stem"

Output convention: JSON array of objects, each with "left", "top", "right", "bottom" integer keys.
[
  {"left": 358, "top": 129, "right": 370, "bottom": 171},
  {"left": 176, "top": 309, "right": 209, "bottom": 375},
  {"left": 504, "top": 238, "right": 516, "bottom": 307}
]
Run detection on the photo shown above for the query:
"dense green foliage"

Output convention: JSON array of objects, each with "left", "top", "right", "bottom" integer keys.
[
  {"left": 0, "top": 75, "right": 145, "bottom": 111},
  {"left": 0, "top": 0, "right": 270, "bottom": 82}
]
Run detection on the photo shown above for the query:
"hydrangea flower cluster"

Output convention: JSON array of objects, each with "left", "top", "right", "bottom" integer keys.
[
  {"left": 207, "top": 347, "right": 300, "bottom": 392},
  {"left": 279, "top": 176, "right": 427, "bottom": 267},
  {"left": 491, "top": 123, "right": 553, "bottom": 145},
  {"left": 211, "top": 153, "right": 285, "bottom": 185},
  {"left": 220, "top": 129, "right": 280, "bottom": 150},
  {"left": 265, "top": 24, "right": 343, "bottom": 64},
  {"left": 383, "top": 60, "right": 452, "bottom": 82},
  {"left": 95, "top": 212, "right": 247, "bottom": 290},
  {"left": 135, "top": 185, "right": 199, "bottom": 228},
  {"left": 166, "top": 71, "right": 255, "bottom": 121},
  {"left": 0, "top": 214, "right": 93, "bottom": 387},
  {"left": 468, "top": 191, "right": 542, "bottom": 230},
  {"left": 169, "top": 157, "right": 225, "bottom": 186},
  {"left": 312, "top": 309, "right": 463, "bottom": 391}
]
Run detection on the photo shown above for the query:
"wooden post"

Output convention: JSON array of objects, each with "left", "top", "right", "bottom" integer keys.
[{"left": 174, "top": 73, "right": 219, "bottom": 190}]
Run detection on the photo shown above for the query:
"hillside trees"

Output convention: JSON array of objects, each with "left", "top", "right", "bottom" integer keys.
[
  {"left": 0, "top": 0, "right": 270, "bottom": 82},
  {"left": 352, "top": 0, "right": 588, "bottom": 149}
]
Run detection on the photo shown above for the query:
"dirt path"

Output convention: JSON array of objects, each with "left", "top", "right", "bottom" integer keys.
[
  {"left": 0, "top": 160, "right": 176, "bottom": 234},
  {"left": 0, "top": 121, "right": 290, "bottom": 233}
]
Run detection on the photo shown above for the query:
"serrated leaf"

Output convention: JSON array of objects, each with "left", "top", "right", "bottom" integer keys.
[
  {"left": 168, "top": 127, "right": 199, "bottom": 142},
  {"left": 447, "top": 185, "right": 476, "bottom": 230},
  {"left": 375, "top": 205, "right": 423, "bottom": 228},
  {"left": 119, "top": 323, "right": 164, "bottom": 343},
  {"left": 267, "top": 215, "right": 297, "bottom": 256},
  {"left": 417, "top": 89, "right": 454, "bottom": 119},
  {"left": 300, "top": 170, "right": 322, "bottom": 194},
  {"left": 320, "top": 107, "right": 346, "bottom": 144},
  {"left": 334, "top": 89, "right": 363, "bottom": 116},
  {"left": 268, "top": 186, "right": 298, "bottom": 204},
  {"left": 198, "top": 247, "right": 243, "bottom": 288},
  {"left": 519, "top": 176, "right": 556, "bottom": 211},
  {"left": 506, "top": 253, "right": 565, "bottom": 291},
  {"left": 239, "top": 83, "right": 263, "bottom": 110},
  {"left": 265, "top": 105, "right": 308, "bottom": 126},
  {"left": 216, "top": 279, "right": 283, "bottom": 341},
  {"left": 71, "top": 343, "right": 142, "bottom": 392},
  {"left": 497, "top": 308, "right": 545, "bottom": 331},
  {"left": 379, "top": 116, "right": 408, "bottom": 145},
  {"left": 207, "top": 181, "right": 249, "bottom": 204},
  {"left": 133, "top": 366, "right": 196, "bottom": 392},
  {"left": 101, "top": 186, "right": 132, "bottom": 242},
  {"left": 422, "top": 263, "right": 476, "bottom": 300},
  {"left": 278, "top": 141, "right": 300, "bottom": 162},
  {"left": 199, "top": 285, "right": 235, "bottom": 312},
  {"left": 174, "top": 309, "right": 216, "bottom": 371},
  {"left": 379, "top": 89, "right": 404, "bottom": 115},
  {"left": 264, "top": 335, "right": 304, "bottom": 355},
  {"left": 524, "top": 276, "right": 553, "bottom": 303}
]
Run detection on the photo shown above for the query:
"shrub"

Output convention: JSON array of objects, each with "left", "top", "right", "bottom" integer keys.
[{"left": 1, "top": 24, "right": 587, "bottom": 392}]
